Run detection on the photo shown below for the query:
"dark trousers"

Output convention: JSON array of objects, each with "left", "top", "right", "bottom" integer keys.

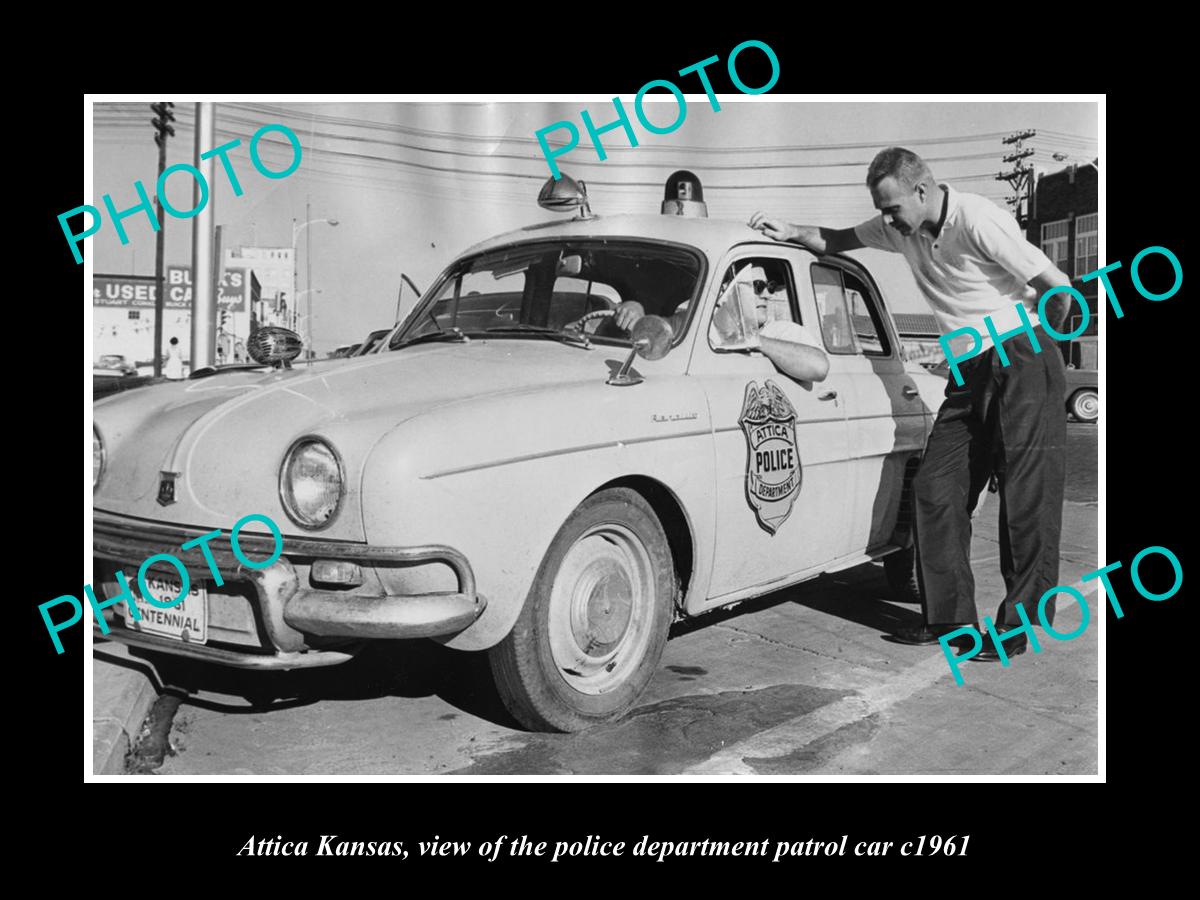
[{"left": 913, "top": 328, "right": 1067, "bottom": 626}]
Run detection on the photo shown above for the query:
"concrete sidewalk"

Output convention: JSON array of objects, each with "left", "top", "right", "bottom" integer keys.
[
  {"left": 93, "top": 642, "right": 161, "bottom": 775},
  {"left": 94, "top": 498, "right": 1099, "bottom": 776}
]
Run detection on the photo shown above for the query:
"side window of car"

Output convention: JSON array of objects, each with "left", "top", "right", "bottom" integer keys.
[
  {"left": 708, "top": 257, "right": 799, "bottom": 351},
  {"left": 842, "top": 270, "right": 891, "bottom": 357},
  {"left": 811, "top": 264, "right": 856, "bottom": 354}
]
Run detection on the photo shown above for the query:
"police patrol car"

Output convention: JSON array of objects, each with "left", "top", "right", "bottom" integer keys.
[{"left": 92, "top": 172, "right": 947, "bottom": 732}]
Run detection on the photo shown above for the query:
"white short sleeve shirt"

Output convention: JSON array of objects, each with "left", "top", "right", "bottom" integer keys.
[
  {"left": 854, "top": 185, "right": 1054, "bottom": 357},
  {"left": 758, "top": 319, "right": 822, "bottom": 348}
]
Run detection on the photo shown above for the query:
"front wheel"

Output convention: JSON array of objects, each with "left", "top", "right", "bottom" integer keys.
[
  {"left": 488, "top": 488, "right": 676, "bottom": 732},
  {"left": 1069, "top": 388, "right": 1099, "bottom": 423}
]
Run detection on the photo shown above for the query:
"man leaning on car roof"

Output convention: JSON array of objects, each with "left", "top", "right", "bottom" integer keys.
[{"left": 750, "top": 147, "right": 1072, "bottom": 662}]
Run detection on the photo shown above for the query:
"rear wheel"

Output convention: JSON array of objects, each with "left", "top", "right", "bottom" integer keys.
[
  {"left": 488, "top": 488, "right": 676, "bottom": 732},
  {"left": 1069, "top": 388, "right": 1099, "bottom": 423}
]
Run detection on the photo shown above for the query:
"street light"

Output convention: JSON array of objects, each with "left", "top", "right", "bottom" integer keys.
[
  {"left": 293, "top": 289, "right": 322, "bottom": 331},
  {"left": 291, "top": 210, "right": 339, "bottom": 357}
]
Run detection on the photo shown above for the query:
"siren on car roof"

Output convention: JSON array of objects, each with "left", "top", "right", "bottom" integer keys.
[
  {"left": 661, "top": 170, "right": 707, "bottom": 218},
  {"left": 538, "top": 173, "right": 594, "bottom": 219}
]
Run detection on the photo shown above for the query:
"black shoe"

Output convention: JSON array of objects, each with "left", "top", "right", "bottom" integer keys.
[
  {"left": 889, "top": 623, "right": 978, "bottom": 647},
  {"left": 973, "top": 625, "right": 1028, "bottom": 661}
]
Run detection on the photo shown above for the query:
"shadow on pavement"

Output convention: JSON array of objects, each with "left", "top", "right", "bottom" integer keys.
[
  {"left": 790, "top": 571, "right": 925, "bottom": 636},
  {"left": 672, "top": 562, "right": 923, "bottom": 642},
  {"left": 106, "top": 557, "right": 961, "bottom": 736},
  {"left": 452, "top": 682, "right": 848, "bottom": 775},
  {"left": 129, "top": 639, "right": 521, "bottom": 730}
]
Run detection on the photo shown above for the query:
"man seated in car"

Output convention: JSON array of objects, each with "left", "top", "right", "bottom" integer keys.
[{"left": 616, "top": 265, "right": 830, "bottom": 383}]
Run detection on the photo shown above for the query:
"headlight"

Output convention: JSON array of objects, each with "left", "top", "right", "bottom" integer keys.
[
  {"left": 93, "top": 426, "right": 104, "bottom": 489},
  {"left": 280, "top": 439, "right": 344, "bottom": 529}
]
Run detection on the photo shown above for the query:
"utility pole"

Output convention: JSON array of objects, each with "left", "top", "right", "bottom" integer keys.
[
  {"left": 306, "top": 195, "right": 313, "bottom": 362},
  {"left": 190, "top": 102, "right": 217, "bottom": 371},
  {"left": 996, "top": 129, "right": 1036, "bottom": 227},
  {"left": 213, "top": 224, "right": 224, "bottom": 356},
  {"left": 290, "top": 217, "right": 298, "bottom": 333},
  {"left": 150, "top": 102, "right": 175, "bottom": 377}
]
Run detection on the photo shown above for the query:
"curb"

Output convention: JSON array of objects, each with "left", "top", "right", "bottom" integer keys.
[{"left": 93, "top": 644, "right": 160, "bottom": 775}]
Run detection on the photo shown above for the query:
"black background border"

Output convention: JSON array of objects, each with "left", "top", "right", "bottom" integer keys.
[{"left": 24, "top": 29, "right": 1186, "bottom": 878}]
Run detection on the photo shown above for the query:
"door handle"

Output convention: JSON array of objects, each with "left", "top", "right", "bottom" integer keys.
[
  {"left": 902, "top": 385, "right": 919, "bottom": 399},
  {"left": 818, "top": 390, "right": 838, "bottom": 401}
]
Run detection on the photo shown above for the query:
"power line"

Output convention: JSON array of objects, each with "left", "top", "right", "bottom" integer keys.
[
  {"left": 233, "top": 102, "right": 1026, "bottom": 155},
  {"left": 1039, "top": 129, "right": 1099, "bottom": 143},
  {"left": 99, "top": 101, "right": 1098, "bottom": 152},
  {"left": 96, "top": 101, "right": 1018, "bottom": 157},
  {"left": 94, "top": 115, "right": 1017, "bottom": 189},
  {"left": 102, "top": 109, "right": 1010, "bottom": 173}
]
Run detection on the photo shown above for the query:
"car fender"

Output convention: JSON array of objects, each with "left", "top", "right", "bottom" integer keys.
[{"left": 359, "top": 373, "right": 716, "bottom": 651}]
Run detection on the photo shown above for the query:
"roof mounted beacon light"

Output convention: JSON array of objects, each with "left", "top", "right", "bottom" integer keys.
[
  {"left": 662, "top": 170, "right": 707, "bottom": 218},
  {"left": 538, "top": 173, "right": 594, "bottom": 219}
]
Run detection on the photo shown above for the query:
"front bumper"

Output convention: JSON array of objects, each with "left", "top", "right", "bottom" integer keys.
[{"left": 92, "top": 510, "right": 486, "bottom": 669}]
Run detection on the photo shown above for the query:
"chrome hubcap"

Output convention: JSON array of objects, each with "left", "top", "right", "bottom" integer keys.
[{"left": 548, "top": 524, "right": 654, "bottom": 695}]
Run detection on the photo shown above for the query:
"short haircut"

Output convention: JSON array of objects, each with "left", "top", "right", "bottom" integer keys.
[{"left": 866, "top": 147, "right": 934, "bottom": 190}]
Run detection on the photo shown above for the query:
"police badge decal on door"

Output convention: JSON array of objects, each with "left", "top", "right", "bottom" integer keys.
[{"left": 739, "top": 381, "right": 802, "bottom": 535}]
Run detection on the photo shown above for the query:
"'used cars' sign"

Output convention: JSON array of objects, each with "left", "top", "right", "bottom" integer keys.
[{"left": 92, "top": 268, "right": 249, "bottom": 312}]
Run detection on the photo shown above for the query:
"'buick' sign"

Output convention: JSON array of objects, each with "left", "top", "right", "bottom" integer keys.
[{"left": 92, "top": 268, "right": 250, "bottom": 311}]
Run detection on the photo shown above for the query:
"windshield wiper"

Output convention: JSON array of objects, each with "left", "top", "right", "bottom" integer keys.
[
  {"left": 484, "top": 324, "right": 594, "bottom": 349},
  {"left": 392, "top": 328, "right": 471, "bottom": 350}
]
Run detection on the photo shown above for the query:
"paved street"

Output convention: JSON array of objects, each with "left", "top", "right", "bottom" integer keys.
[{"left": 94, "top": 422, "right": 1098, "bottom": 776}]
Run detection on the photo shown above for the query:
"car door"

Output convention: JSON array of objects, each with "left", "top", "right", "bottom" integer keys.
[
  {"left": 688, "top": 246, "right": 853, "bottom": 609},
  {"left": 805, "top": 257, "right": 928, "bottom": 554}
]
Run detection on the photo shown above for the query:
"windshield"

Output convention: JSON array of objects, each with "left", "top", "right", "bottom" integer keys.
[{"left": 390, "top": 240, "right": 703, "bottom": 350}]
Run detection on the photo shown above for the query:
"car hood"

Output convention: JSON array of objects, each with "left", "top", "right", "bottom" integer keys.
[{"left": 93, "top": 339, "right": 654, "bottom": 538}]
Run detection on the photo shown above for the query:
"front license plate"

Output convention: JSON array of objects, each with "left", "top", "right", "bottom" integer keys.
[{"left": 125, "top": 573, "right": 208, "bottom": 644}]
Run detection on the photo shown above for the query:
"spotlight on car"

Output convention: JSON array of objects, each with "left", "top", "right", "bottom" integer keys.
[{"left": 248, "top": 326, "right": 304, "bottom": 369}]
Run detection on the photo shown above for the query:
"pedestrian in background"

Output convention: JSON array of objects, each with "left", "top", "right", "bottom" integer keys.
[{"left": 164, "top": 337, "right": 184, "bottom": 380}]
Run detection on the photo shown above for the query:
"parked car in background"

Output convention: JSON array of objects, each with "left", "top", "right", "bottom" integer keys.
[
  {"left": 92, "top": 372, "right": 164, "bottom": 401},
  {"left": 97, "top": 354, "right": 137, "bottom": 376},
  {"left": 1064, "top": 366, "right": 1098, "bottom": 423},
  {"left": 351, "top": 329, "right": 393, "bottom": 356},
  {"left": 920, "top": 358, "right": 1098, "bottom": 423}
]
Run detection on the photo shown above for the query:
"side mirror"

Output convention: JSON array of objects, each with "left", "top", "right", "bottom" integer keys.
[
  {"left": 608, "top": 315, "right": 673, "bottom": 386},
  {"left": 631, "top": 315, "right": 673, "bottom": 360}
]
